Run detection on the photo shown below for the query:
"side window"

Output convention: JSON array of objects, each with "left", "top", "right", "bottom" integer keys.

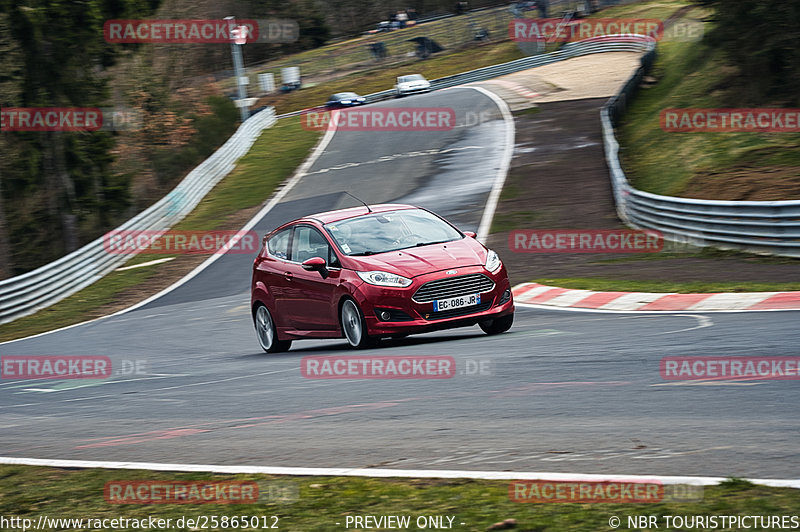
[
  {"left": 267, "top": 228, "right": 291, "bottom": 260},
  {"left": 292, "top": 226, "right": 332, "bottom": 264}
]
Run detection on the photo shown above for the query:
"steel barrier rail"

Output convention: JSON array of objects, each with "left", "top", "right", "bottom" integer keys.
[
  {"left": 0, "top": 37, "right": 656, "bottom": 325},
  {"left": 0, "top": 108, "right": 277, "bottom": 325},
  {"left": 600, "top": 42, "right": 800, "bottom": 257}
]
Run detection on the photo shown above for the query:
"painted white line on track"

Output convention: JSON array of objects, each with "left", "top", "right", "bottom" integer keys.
[
  {"left": 651, "top": 381, "right": 763, "bottom": 387},
  {"left": 0, "top": 457, "right": 798, "bottom": 488},
  {"left": 653, "top": 314, "right": 713, "bottom": 334},
  {"left": 0, "top": 368, "right": 298, "bottom": 409},
  {"left": 115, "top": 257, "right": 175, "bottom": 271},
  {"left": 0, "top": 120, "right": 339, "bottom": 347},
  {"left": 13, "top": 374, "right": 188, "bottom": 394},
  {"left": 447, "top": 86, "right": 515, "bottom": 243}
]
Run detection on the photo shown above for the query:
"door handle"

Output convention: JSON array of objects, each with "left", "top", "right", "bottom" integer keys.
[{"left": 284, "top": 271, "right": 294, "bottom": 281}]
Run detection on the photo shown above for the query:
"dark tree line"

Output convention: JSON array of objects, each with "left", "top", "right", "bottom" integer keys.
[
  {"left": 0, "top": 0, "right": 332, "bottom": 277},
  {"left": 693, "top": 0, "right": 800, "bottom": 106},
  {"left": 0, "top": 0, "right": 158, "bottom": 277}
]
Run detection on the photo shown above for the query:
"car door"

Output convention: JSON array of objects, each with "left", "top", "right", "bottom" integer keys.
[
  {"left": 284, "top": 225, "right": 340, "bottom": 331},
  {"left": 255, "top": 226, "right": 294, "bottom": 330}
]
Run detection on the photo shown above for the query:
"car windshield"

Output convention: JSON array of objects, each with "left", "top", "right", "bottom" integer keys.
[
  {"left": 324, "top": 209, "right": 462, "bottom": 256},
  {"left": 334, "top": 92, "right": 359, "bottom": 99},
  {"left": 398, "top": 75, "right": 424, "bottom": 83}
]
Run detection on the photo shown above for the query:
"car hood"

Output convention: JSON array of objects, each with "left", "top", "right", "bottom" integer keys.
[{"left": 344, "top": 237, "right": 486, "bottom": 278}]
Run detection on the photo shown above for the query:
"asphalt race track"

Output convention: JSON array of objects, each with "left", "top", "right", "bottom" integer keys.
[
  {"left": 1, "top": 88, "right": 798, "bottom": 480},
  {"left": 145, "top": 87, "right": 508, "bottom": 308}
]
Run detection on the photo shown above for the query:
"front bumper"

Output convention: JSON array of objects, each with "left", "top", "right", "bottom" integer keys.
[
  {"left": 327, "top": 101, "right": 365, "bottom": 109},
  {"left": 397, "top": 86, "right": 431, "bottom": 95},
  {"left": 352, "top": 265, "right": 514, "bottom": 336}
]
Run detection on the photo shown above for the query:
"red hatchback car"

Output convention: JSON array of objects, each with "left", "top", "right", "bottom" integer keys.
[{"left": 251, "top": 204, "right": 514, "bottom": 352}]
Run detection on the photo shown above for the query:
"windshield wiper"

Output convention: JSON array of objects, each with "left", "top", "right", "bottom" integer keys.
[
  {"left": 414, "top": 239, "right": 451, "bottom": 247},
  {"left": 349, "top": 250, "right": 379, "bottom": 256}
]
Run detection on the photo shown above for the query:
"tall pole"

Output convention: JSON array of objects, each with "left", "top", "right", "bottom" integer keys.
[{"left": 225, "top": 16, "right": 249, "bottom": 122}]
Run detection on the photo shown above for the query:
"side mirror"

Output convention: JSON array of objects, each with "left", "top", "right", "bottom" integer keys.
[
  {"left": 301, "top": 257, "right": 327, "bottom": 271},
  {"left": 464, "top": 231, "right": 477, "bottom": 239}
]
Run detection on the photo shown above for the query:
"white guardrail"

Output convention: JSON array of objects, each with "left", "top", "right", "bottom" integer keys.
[
  {"left": 600, "top": 36, "right": 800, "bottom": 258},
  {"left": 3, "top": 35, "right": 796, "bottom": 325},
  {"left": 0, "top": 108, "right": 277, "bottom": 325}
]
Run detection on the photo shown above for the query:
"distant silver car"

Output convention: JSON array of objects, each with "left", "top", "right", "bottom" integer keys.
[{"left": 395, "top": 74, "right": 431, "bottom": 97}]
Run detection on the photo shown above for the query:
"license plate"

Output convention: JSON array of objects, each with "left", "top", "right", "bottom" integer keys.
[{"left": 432, "top": 294, "right": 481, "bottom": 312}]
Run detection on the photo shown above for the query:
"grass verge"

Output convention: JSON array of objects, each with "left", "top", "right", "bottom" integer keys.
[
  {"left": 0, "top": 119, "right": 320, "bottom": 344},
  {"left": 261, "top": 40, "right": 526, "bottom": 115},
  {"left": 592, "top": 0, "right": 691, "bottom": 20},
  {"left": 251, "top": 6, "right": 513, "bottom": 82},
  {"left": 533, "top": 277, "right": 800, "bottom": 293},
  {"left": 1, "top": 466, "right": 798, "bottom": 531},
  {"left": 617, "top": 9, "right": 800, "bottom": 198}
]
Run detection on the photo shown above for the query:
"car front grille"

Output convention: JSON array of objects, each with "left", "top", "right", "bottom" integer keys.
[{"left": 412, "top": 273, "right": 495, "bottom": 303}]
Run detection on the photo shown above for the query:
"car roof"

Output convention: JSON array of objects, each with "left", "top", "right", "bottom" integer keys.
[{"left": 303, "top": 203, "right": 417, "bottom": 224}]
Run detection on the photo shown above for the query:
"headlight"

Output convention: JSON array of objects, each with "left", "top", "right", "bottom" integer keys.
[
  {"left": 357, "top": 270, "right": 412, "bottom": 288},
  {"left": 485, "top": 249, "right": 502, "bottom": 272}
]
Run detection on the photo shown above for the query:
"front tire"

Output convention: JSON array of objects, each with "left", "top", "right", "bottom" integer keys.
[
  {"left": 340, "top": 299, "right": 376, "bottom": 349},
  {"left": 479, "top": 313, "right": 514, "bottom": 335},
  {"left": 254, "top": 305, "right": 292, "bottom": 353}
]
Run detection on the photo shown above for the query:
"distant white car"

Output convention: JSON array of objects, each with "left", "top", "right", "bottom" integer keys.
[{"left": 395, "top": 74, "right": 431, "bottom": 97}]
